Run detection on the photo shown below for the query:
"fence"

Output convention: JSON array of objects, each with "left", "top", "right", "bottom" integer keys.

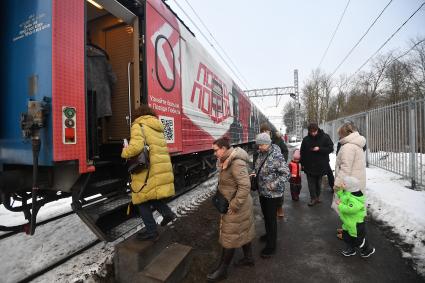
[{"left": 322, "top": 98, "right": 425, "bottom": 190}]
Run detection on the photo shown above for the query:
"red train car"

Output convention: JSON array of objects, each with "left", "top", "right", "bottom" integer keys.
[{"left": 0, "top": 0, "right": 270, "bottom": 241}]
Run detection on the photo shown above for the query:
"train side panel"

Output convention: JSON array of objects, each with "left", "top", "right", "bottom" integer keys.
[
  {"left": 52, "top": 0, "right": 90, "bottom": 173},
  {"left": 0, "top": 0, "right": 91, "bottom": 174},
  {"left": 0, "top": 0, "right": 53, "bottom": 166},
  {"left": 145, "top": 0, "right": 183, "bottom": 153}
]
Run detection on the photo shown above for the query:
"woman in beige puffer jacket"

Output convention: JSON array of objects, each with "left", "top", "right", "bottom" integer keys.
[
  {"left": 208, "top": 137, "right": 255, "bottom": 282},
  {"left": 334, "top": 123, "right": 367, "bottom": 192}
]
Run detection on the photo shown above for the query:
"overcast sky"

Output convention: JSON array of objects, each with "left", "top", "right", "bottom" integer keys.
[{"left": 166, "top": 0, "right": 425, "bottom": 131}]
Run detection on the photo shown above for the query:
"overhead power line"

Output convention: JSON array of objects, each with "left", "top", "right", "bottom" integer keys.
[
  {"left": 390, "top": 38, "right": 425, "bottom": 64},
  {"left": 330, "top": 0, "right": 393, "bottom": 78},
  {"left": 343, "top": 1, "right": 425, "bottom": 87},
  {"left": 182, "top": 0, "right": 251, "bottom": 89},
  {"left": 318, "top": 0, "right": 351, "bottom": 68},
  {"left": 170, "top": 0, "right": 250, "bottom": 90}
]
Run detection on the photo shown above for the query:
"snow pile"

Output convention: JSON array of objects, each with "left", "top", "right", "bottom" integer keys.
[
  {"left": 365, "top": 167, "right": 425, "bottom": 276},
  {"left": 0, "top": 197, "right": 72, "bottom": 227}
]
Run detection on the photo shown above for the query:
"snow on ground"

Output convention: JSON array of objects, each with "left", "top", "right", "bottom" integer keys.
[
  {"left": 0, "top": 197, "right": 72, "bottom": 227},
  {"left": 365, "top": 166, "right": 425, "bottom": 276},
  {"left": 0, "top": 175, "right": 218, "bottom": 283}
]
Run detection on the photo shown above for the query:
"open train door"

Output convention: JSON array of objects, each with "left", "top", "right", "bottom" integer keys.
[
  {"left": 85, "top": 0, "right": 141, "bottom": 159},
  {"left": 75, "top": 0, "right": 143, "bottom": 242}
]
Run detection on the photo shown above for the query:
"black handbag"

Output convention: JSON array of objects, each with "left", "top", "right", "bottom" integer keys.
[
  {"left": 212, "top": 188, "right": 229, "bottom": 214},
  {"left": 127, "top": 125, "right": 150, "bottom": 174},
  {"left": 250, "top": 175, "right": 259, "bottom": 191}
]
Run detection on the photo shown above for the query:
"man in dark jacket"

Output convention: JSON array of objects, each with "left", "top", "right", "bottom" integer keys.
[{"left": 300, "top": 123, "right": 334, "bottom": 206}]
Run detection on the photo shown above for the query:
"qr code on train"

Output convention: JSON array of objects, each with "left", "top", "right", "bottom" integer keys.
[{"left": 159, "top": 116, "right": 175, "bottom": 143}]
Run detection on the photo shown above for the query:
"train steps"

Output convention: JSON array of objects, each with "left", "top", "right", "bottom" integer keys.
[
  {"left": 73, "top": 193, "right": 142, "bottom": 242},
  {"left": 114, "top": 228, "right": 192, "bottom": 283}
]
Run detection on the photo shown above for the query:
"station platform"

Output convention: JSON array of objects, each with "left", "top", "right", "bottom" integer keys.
[{"left": 121, "top": 172, "right": 423, "bottom": 282}]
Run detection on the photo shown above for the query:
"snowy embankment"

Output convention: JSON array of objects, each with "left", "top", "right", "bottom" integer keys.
[
  {"left": 0, "top": 176, "right": 218, "bottom": 283},
  {"left": 365, "top": 167, "right": 425, "bottom": 276}
]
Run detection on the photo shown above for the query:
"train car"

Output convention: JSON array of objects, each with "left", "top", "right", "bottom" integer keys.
[{"left": 0, "top": 0, "right": 271, "bottom": 241}]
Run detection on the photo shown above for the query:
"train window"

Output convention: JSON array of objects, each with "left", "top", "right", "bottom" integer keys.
[{"left": 212, "top": 79, "right": 223, "bottom": 113}]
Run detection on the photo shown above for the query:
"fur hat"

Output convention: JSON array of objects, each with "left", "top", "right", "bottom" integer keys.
[
  {"left": 343, "top": 176, "right": 360, "bottom": 193},
  {"left": 292, "top": 149, "right": 300, "bottom": 161},
  {"left": 256, "top": 133, "right": 271, "bottom": 145}
]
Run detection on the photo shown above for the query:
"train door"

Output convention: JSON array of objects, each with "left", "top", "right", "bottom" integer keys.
[{"left": 85, "top": 0, "right": 140, "bottom": 160}]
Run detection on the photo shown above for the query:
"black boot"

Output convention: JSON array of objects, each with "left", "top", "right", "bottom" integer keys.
[
  {"left": 234, "top": 242, "right": 254, "bottom": 267},
  {"left": 207, "top": 248, "right": 235, "bottom": 282}
]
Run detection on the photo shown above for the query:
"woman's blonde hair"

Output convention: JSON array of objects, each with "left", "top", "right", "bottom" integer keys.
[{"left": 338, "top": 122, "right": 357, "bottom": 138}]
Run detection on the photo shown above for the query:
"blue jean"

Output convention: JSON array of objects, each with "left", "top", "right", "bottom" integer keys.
[{"left": 137, "top": 200, "right": 173, "bottom": 235}]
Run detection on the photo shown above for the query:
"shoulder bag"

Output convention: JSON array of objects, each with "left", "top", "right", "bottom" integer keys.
[
  {"left": 127, "top": 124, "right": 150, "bottom": 174},
  {"left": 250, "top": 151, "right": 272, "bottom": 191},
  {"left": 212, "top": 188, "right": 229, "bottom": 214}
]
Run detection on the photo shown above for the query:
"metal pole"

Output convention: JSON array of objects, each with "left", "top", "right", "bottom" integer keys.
[
  {"left": 409, "top": 98, "right": 417, "bottom": 189},
  {"left": 294, "top": 69, "right": 300, "bottom": 139},
  {"left": 365, "top": 112, "right": 369, "bottom": 168}
]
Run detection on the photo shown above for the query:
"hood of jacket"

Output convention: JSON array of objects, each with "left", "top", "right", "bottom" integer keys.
[
  {"left": 220, "top": 147, "right": 249, "bottom": 170},
  {"left": 133, "top": 115, "right": 164, "bottom": 133},
  {"left": 340, "top": 131, "right": 366, "bottom": 149}
]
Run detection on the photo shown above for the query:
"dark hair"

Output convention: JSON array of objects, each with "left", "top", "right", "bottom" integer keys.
[
  {"left": 133, "top": 104, "right": 157, "bottom": 120},
  {"left": 307, "top": 123, "right": 319, "bottom": 132},
  {"left": 260, "top": 123, "right": 271, "bottom": 133},
  {"left": 213, "top": 136, "right": 231, "bottom": 149}
]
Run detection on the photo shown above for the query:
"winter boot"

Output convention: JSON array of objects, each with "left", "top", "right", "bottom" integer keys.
[
  {"left": 341, "top": 247, "right": 357, "bottom": 257},
  {"left": 160, "top": 212, "right": 176, "bottom": 226},
  {"left": 207, "top": 248, "right": 235, "bottom": 282},
  {"left": 234, "top": 242, "right": 254, "bottom": 267},
  {"left": 261, "top": 246, "right": 276, "bottom": 258},
  {"left": 360, "top": 247, "right": 376, "bottom": 258}
]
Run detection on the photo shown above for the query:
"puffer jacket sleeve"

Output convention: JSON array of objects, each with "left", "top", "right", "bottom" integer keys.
[
  {"left": 334, "top": 145, "right": 355, "bottom": 187},
  {"left": 121, "top": 123, "right": 144, "bottom": 159},
  {"left": 228, "top": 160, "right": 251, "bottom": 212}
]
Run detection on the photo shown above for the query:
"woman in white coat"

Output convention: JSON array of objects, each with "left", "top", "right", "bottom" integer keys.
[{"left": 334, "top": 122, "right": 366, "bottom": 192}]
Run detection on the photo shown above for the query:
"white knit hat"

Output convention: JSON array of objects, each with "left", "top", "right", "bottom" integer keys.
[
  {"left": 256, "top": 133, "right": 271, "bottom": 145},
  {"left": 343, "top": 176, "right": 360, "bottom": 193}
]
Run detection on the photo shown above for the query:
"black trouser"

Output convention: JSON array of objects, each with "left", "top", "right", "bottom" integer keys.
[
  {"left": 290, "top": 183, "right": 302, "bottom": 199},
  {"left": 306, "top": 174, "right": 322, "bottom": 200},
  {"left": 259, "top": 196, "right": 280, "bottom": 250},
  {"left": 342, "top": 222, "right": 370, "bottom": 249}
]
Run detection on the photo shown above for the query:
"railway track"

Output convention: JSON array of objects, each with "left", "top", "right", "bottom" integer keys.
[
  {"left": 2, "top": 174, "right": 219, "bottom": 282},
  {"left": 0, "top": 210, "right": 75, "bottom": 241},
  {"left": 17, "top": 239, "right": 101, "bottom": 283}
]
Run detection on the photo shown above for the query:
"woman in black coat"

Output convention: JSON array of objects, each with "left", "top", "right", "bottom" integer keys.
[{"left": 300, "top": 123, "right": 334, "bottom": 206}]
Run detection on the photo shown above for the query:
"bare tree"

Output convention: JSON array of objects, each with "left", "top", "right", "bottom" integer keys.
[
  {"left": 302, "top": 69, "right": 333, "bottom": 123},
  {"left": 282, "top": 101, "right": 295, "bottom": 133}
]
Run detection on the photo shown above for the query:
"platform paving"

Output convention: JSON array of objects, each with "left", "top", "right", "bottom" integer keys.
[{"left": 169, "top": 148, "right": 424, "bottom": 282}]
